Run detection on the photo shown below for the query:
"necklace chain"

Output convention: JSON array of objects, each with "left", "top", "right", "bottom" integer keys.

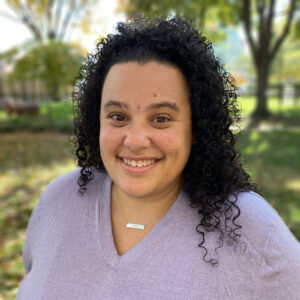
[{"left": 116, "top": 196, "right": 175, "bottom": 230}]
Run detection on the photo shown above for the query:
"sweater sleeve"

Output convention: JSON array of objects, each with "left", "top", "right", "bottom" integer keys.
[
  {"left": 21, "top": 168, "right": 87, "bottom": 275},
  {"left": 21, "top": 193, "right": 44, "bottom": 274},
  {"left": 254, "top": 216, "right": 300, "bottom": 299}
]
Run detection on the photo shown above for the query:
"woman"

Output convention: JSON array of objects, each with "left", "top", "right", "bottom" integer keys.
[{"left": 18, "top": 16, "right": 300, "bottom": 299}]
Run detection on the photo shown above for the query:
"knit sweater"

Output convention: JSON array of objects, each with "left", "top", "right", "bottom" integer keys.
[{"left": 17, "top": 168, "right": 300, "bottom": 300}]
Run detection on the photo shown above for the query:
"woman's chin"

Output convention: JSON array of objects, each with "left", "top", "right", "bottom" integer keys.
[
  {"left": 121, "top": 186, "right": 155, "bottom": 199},
  {"left": 111, "top": 179, "right": 156, "bottom": 200}
]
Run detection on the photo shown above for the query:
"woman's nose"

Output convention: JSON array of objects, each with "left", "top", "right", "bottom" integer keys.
[{"left": 123, "top": 124, "right": 151, "bottom": 150}]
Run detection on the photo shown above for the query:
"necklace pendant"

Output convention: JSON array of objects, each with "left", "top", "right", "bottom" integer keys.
[{"left": 126, "top": 223, "right": 145, "bottom": 230}]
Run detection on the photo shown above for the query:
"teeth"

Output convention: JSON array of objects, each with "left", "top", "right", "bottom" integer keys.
[{"left": 122, "top": 158, "right": 156, "bottom": 167}]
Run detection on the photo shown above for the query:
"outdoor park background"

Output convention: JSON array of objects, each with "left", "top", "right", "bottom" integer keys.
[{"left": 0, "top": 0, "right": 299, "bottom": 298}]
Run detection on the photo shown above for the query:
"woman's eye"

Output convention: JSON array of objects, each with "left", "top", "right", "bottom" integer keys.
[
  {"left": 154, "top": 116, "right": 171, "bottom": 123},
  {"left": 108, "top": 113, "right": 126, "bottom": 122}
]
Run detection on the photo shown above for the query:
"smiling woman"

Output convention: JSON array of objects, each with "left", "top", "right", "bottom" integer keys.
[
  {"left": 100, "top": 62, "right": 192, "bottom": 198},
  {"left": 17, "top": 16, "right": 300, "bottom": 300},
  {"left": 100, "top": 62, "right": 192, "bottom": 252}
]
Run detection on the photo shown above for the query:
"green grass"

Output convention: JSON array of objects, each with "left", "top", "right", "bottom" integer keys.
[
  {"left": 237, "top": 129, "right": 300, "bottom": 237},
  {"left": 1, "top": 129, "right": 300, "bottom": 298},
  {"left": 238, "top": 96, "right": 300, "bottom": 114},
  {"left": 0, "top": 100, "right": 74, "bottom": 133},
  {"left": 0, "top": 133, "right": 75, "bottom": 299},
  {"left": 238, "top": 97, "right": 300, "bottom": 126}
]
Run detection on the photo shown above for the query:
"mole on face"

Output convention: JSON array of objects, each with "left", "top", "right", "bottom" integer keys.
[
  {"left": 137, "top": 106, "right": 140, "bottom": 110},
  {"left": 152, "top": 93, "right": 157, "bottom": 97}
]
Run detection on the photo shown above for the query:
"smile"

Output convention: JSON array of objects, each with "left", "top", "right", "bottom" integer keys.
[{"left": 122, "top": 158, "right": 156, "bottom": 167}]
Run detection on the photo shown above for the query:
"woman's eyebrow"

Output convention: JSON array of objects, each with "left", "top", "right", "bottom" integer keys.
[
  {"left": 103, "top": 100, "right": 129, "bottom": 111},
  {"left": 146, "top": 101, "right": 179, "bottom": 112},
  {"left": 103, "top": 100, "right": 180, "bottom": 112}
]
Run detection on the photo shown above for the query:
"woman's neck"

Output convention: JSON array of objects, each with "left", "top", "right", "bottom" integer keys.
[{"left": 110, "top": 180, "right": 183, "bottom": 225}]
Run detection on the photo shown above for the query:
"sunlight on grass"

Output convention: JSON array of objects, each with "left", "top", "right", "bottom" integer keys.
[
  {"left": 0, "top": 133, "right": 76, "bottom": 299},
  {"left": 290, "top": 205, "right": 300, "bottom": 224},
  {"left": 239, "top": 96, "right": 300, "bottom": 116},
  {"left": 237, "top": 129, "right": 300, "bottom": 240},
  {"left": 285, "top": 179, "right": 300, "bottom": 191}
]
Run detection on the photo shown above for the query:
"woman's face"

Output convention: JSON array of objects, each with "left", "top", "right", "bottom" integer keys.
[{"left": 99, "top": 61, "right": 192, "bottom": 200}]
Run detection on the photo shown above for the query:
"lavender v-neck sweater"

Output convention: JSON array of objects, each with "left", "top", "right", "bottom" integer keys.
[{"left": 17, "top": 168, "right": 300, "bottom": 300}]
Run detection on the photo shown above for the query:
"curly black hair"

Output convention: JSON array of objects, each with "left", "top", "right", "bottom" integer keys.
[{"left": 72, "top": 15, "right": 257, "bottom": 267}]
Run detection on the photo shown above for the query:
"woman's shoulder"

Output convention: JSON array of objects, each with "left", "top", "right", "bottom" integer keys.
[
  {"left": 231, "top": 192, "right": 300, "bottom": 299},
  {"left": 26, "top": 168, "right": 108, "bottom": 231},
  {"left": 36, "top": 168, "right": 108, "bottom": 213},
  {"left": 233, "top": 190, "right": 299, "bottom": 252},
  {"left": 44, "top": 167, "right": 81, "bottom": 191},
  {"left": 43, "top": 167, "right": 107, "bottom": 196},
  {"left": 235, "top": 191, "right": 281, "bottom": 225}
]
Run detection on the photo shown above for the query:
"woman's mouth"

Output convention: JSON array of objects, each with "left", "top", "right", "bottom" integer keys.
[
  {"left": 122, "top": 158, "right": 156, "bottom": 167},
  {"left": 119, "top": 157, "right": 161, "bottom": 173}
]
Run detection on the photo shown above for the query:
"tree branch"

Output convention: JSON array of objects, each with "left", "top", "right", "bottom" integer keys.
[
  {"left": 6, "top": 1, "right": 43, "bottom": 40},
  {"left": 0, "top": 11, "right": 22, "bottom": 23},
  {"left": 46, "top": 0, "right": 55, "bottom": 39},
  {"left": 4, "top": 0, "right": 98, "bottom": 41},
  {"left": 270, "top": 0, "right": 297, "bottom": 61},
  {"left": 242, "top": 0, "right": 258, "bottom": 63},
  {"left": 256, "top": 0, "right": 266, "bottom": 54},
  {"left": 53, "top": 1, "right": 63, "bottom": 38},
  {"left": 58, "top": 0, "right": 94, "bottom": 40},
  {"left": 266, "top": 0, "right": 275, "bottom": 46},
  {"left": 266, "top": 0, "right": 275, "bottom": 30},
  {"left": 58, "top": 10, "right": 74, "bottom": 40}
]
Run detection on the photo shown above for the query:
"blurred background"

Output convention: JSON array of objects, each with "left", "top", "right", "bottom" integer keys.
[{"left": 0, "top": 0, "right": 299, "bottom": 298}]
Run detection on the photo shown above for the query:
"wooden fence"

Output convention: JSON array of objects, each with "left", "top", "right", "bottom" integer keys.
[{"left": 0, "top": 77, "right": 72, "bottom": 104}]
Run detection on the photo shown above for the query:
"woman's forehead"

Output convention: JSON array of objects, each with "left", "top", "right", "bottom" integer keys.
[{"left": 101, "top": 61, "right": 190, "bottom": 108}]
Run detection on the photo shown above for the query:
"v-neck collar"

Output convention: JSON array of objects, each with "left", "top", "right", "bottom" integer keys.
[{"left": 96, "top": 173, "right": 185, "bottom": 269}]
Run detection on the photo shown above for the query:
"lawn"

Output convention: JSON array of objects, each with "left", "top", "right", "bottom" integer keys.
[
  {"left": 237, "top": 129, "right": 300, "bottom": 236},
  {"left": 239, "top": 96, "right": 300, "bottom": 116},
  {"left": 1, "top": 128, "right": 300, "bottom": 299},
  {"left": 0, "top": 100, "right": 74, "bottom": 133},
  {"left": 0, "top": 133, "right": 75, "bottom": 299},
  {"left": 239, "top": 97, "right": 300, "bottom": 127}
]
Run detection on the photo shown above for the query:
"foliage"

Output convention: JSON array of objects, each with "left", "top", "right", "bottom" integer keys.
[
  {"left": 0, "top": 128, "right": 299, "bottom": 298},
  {"left": 271, "top": 36, "right": 300, "bottom": 82},
  {"left": 290, "top": 0, "right": 300, "bottom": 39},
  {"left": 3, "top": 0, "right": 98, "bottom": 41},
  {"left": 117, "top": 0, "right": 228, "bottom": 42},
  {"left": 8, "top": 41, "right": 85, "bottom": 101},
  {"left": 227, "top": 0, "right": 299, "bottom": 117},
  {"left": 0, "top": 47, "right": 19, "bottom": 63}
]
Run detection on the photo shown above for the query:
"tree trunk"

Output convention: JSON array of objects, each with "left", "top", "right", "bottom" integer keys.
[
  {"left": 252, "top": 62, "right": 271, "bottom": 119},
  {"left": 51, "top": 84, "right": 60, "bottom": 101}
]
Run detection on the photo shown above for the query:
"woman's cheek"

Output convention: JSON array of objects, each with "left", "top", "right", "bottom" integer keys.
[
  {"left": 100, "top": 126, "right": 123, "bottom": 150},
  {"left": 154, "top": 127, "right": 183, "bottom": 147}
]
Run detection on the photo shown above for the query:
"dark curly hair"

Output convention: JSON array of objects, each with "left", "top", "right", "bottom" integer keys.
[{"left": 72, "top": 15, "right": 257, "bottom": 267}]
